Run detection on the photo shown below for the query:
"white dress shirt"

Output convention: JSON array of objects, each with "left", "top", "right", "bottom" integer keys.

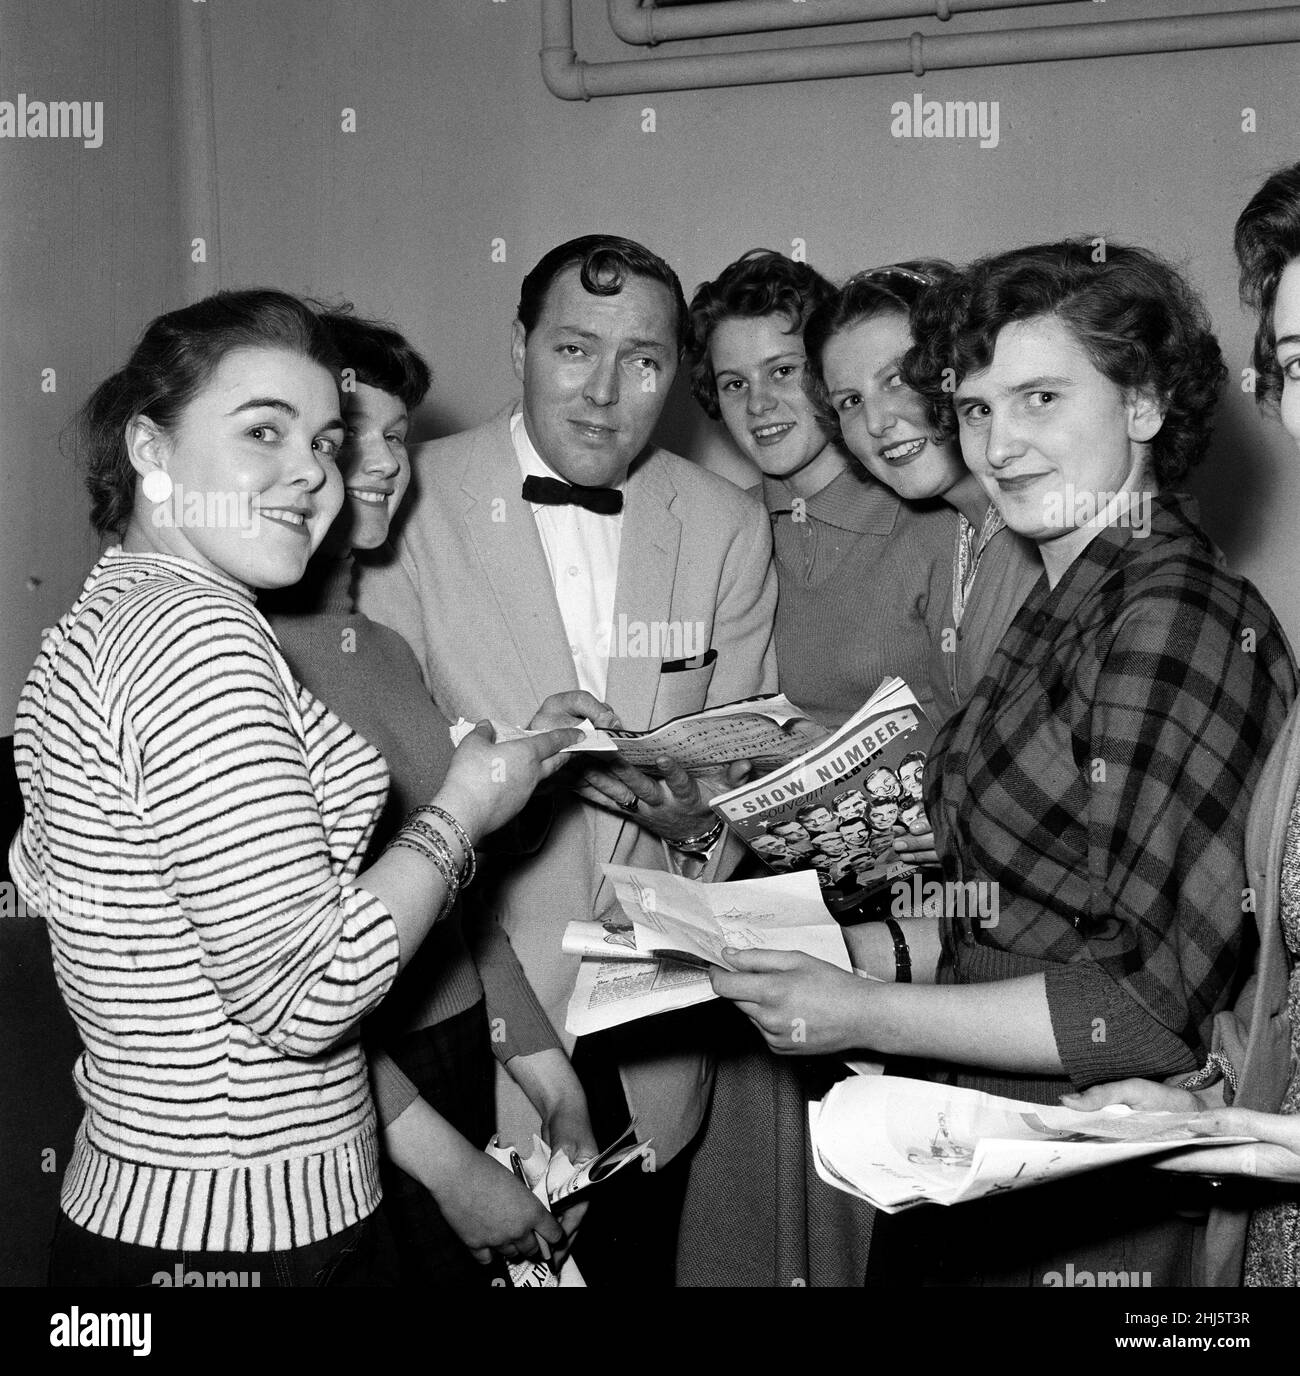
[
  {"left": 511, "top": 410, "right": 720, "bottom": 871},
  {"left": 512, "top": 409, "right": 623, "bottom": 701}
]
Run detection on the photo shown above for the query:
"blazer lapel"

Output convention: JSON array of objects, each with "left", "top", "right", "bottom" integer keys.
[
  {"left": 593, "top": 451, "right": 682, "bottom": 863},
  {"left": 604, "top": 450, "right": 681, "bottom": 728},
  {"left": 457, "top": 411, "right": 580, "bottom": 711}
]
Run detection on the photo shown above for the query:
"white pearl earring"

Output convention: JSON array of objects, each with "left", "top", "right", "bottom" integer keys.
[{"left": 142, "top": 470, "right": 173, "bottom": 503}]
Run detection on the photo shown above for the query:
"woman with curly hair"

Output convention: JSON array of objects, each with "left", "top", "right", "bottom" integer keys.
[
  {"left": 711, "top": 240, "right": 1297, "bottom": 1285},
  {"left": 803, "top": 261, "right": 1040, "bottom": 727}
]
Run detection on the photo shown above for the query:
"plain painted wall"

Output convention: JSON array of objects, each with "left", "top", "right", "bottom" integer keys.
[
  {"left": 0, "top": 0, "right": 182, "bottom": 727},
  {"left": 2, "top": 0, "right": 1299, "bottom": 1290},
  {"left": 0, "top": 0, "right": 183, "bottom": 1284},
  {"left": 4, "top": 0, "right": 1300, "bottom": 731}
]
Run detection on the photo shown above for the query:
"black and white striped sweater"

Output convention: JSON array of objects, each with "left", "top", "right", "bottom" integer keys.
[{"left": 9, "top": 548, "right": 399, "bottom": 1251}]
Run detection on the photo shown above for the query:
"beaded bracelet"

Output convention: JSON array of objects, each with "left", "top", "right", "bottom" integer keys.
[
  {"left": 389, "top": 831, "right": 458, "bottom": 890},
  {"left": 399, "top": 823, "right": 462, "bottom": 891},
  {"left": 385, "top": 836, "right": 458, "bottom": 920},
  {"left": 402, "top": 815, "right": 474, "bottom": 890},
  {"left": 408, "top": 804, "right": 477, "bottom": 887}
]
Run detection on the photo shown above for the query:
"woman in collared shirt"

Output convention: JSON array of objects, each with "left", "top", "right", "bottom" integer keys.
[
  {"left": 712, "top": 240, "right": 1296, "bottom": 1286},
  {"left": 802, "top": 263, "right": 1040, "bottom": 729}
]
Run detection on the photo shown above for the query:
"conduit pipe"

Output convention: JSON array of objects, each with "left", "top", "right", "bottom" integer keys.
[
  {"left": 174, "top": 0, "right": 223, "bottom": 296},
  {"left": 542, "top": 0, "right": 1300, "bottom": 99},
  {"left": 608, "top": 0, "right": 1087, "bottom": 47}
]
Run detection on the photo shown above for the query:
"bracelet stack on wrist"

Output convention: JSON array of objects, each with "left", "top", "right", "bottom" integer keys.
[
  {"left": 665, "top": 817, "right": 725, "bottom": 854},
  {"left": 409, "top": 804, "right": 477, "bottom": 887},
  {"left": 384, "top": 804, "right": 477, "bottom": 919}
]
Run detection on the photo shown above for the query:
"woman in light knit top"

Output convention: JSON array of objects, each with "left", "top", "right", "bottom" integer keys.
[
  {"left": 8, "top": 290, "right": 580, "bottom": 1286},
  {"left": 803, "top": 263, "right": 1041, "bottom": 729},
  {"left": 685, "top": 249, "right": 955, "bottom": 730},
  {"left": 261, "top": 309, "right": 596, "bottom": 1284}
]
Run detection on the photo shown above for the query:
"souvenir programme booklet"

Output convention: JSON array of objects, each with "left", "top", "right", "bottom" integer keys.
[
  {"left": 709, "top": 677, "right": 934, "bottom": 917},
  {"left": 808, "top": 1075, "right": 1256, "bottom": 1213}
]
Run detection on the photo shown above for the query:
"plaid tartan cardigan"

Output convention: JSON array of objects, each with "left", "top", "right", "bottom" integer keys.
[{"left": 926, "top": 492, "right": 1297, "bottom": 1103}]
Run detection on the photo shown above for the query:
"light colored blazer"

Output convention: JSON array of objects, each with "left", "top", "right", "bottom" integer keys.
[
  {"left": 358, "top": 408, "right": 777, "bottom": 1162},
  {"left": 1203, "top": 696, "right": 1300, "bottom": 1285}
]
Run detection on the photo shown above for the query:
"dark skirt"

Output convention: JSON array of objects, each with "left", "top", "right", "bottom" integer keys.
[
  {"left": 378, "top": 998, "right": 508, "bottom": 1287},
  {"left": 676, "top": 1003, "right": 876, "bottom": 1287}
]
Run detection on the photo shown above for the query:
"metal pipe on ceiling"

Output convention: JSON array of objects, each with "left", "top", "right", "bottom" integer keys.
[
  {"left": 607, "top": 0, "right": 1088, "bottom": 47},
  {"left": 174, "top": 0, "right": 222, "bottom": 296},
  {"left": 542, "top": 0, "right": 1300, "bottom": 99}
]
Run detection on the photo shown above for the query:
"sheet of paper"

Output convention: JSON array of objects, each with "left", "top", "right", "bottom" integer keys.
[
  {"left": 546, "top": 1124, "right": 653, "bottom": 1205},
  {"left": 605, "top": 694, "right": 826, "bottom": 775},
  {"left": 808, "top": 1075, "right": 1257, "bottom": 1213},
  {"left": 449, "top": 716, "right": 617, "bottom": 753},
  {"left": 565, "top": 952, "right": 716, "bottom": 1036},
  {"left": 602, "top": 865, "right": 852, "bottom": 972},
  {"left": 561, "top": 919, "right": 644, "bottom": 961}
]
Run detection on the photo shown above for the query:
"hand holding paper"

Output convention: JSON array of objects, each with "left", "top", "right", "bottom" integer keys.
[
  {"left": 564, "top": 868, "right": 852, "bottom": 1037},
  {"left": 711, "top": 947, "right": 872, "bottom": 1056},
  {"left": 485, "top": 1125, "right": 652, "bottom": 1288}
]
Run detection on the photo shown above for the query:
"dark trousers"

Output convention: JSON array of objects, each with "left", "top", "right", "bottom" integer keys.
[
  {"left": 569, "top": 1029, "right": 694, "bottom": 1288},
  {"left": 378, "top": 1000, "right": 508, "bottom": 1287},
  {"left": 48, "top": 1207, "right": 397, "bottom": 1288}
]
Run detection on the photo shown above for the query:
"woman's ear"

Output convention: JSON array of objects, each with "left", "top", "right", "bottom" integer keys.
[
  {"left": 1127, "top": 388, "right": 1165, "bottom": 444},
  {"left": 125, "top": 414, "right": 169, "bottom": 479}
]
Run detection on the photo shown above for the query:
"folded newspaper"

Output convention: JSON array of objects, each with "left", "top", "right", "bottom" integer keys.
[
  {"left": 808, "top": 1075, "right": 1256, "bottom": 1213},
  {"left": 710, "top": 677, "right": 934, "bottom": 916},
  {"left": 484, "top": 1124, "right": 652, "bottom": 1288},
  {"left": 564, "top": 867, "right": 851, "bottom": 1035}
]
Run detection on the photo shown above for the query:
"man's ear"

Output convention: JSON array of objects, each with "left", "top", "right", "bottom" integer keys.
[
  {"left": 510, "top": 319, "right": 528, "bottom": 385},
  {"left": 125, "top": 414, "right": 170, "bottom": 479},
  {"left": 1127, "top": 388, "right": 1165, "bottom": 445}
]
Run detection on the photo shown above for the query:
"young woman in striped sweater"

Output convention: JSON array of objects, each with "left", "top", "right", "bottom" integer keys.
[{"left": 8, "top": 290, "right": 580, "bottom": 1286}]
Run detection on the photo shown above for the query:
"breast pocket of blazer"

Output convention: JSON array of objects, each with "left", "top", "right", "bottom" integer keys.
[{"left": 654, "top": 648, "right": 718, "bottom": 718}]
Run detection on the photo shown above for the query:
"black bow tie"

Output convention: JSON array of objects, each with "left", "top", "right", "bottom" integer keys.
[{"left": 522, "top": 474, "right": 623, "bottom": 516}]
